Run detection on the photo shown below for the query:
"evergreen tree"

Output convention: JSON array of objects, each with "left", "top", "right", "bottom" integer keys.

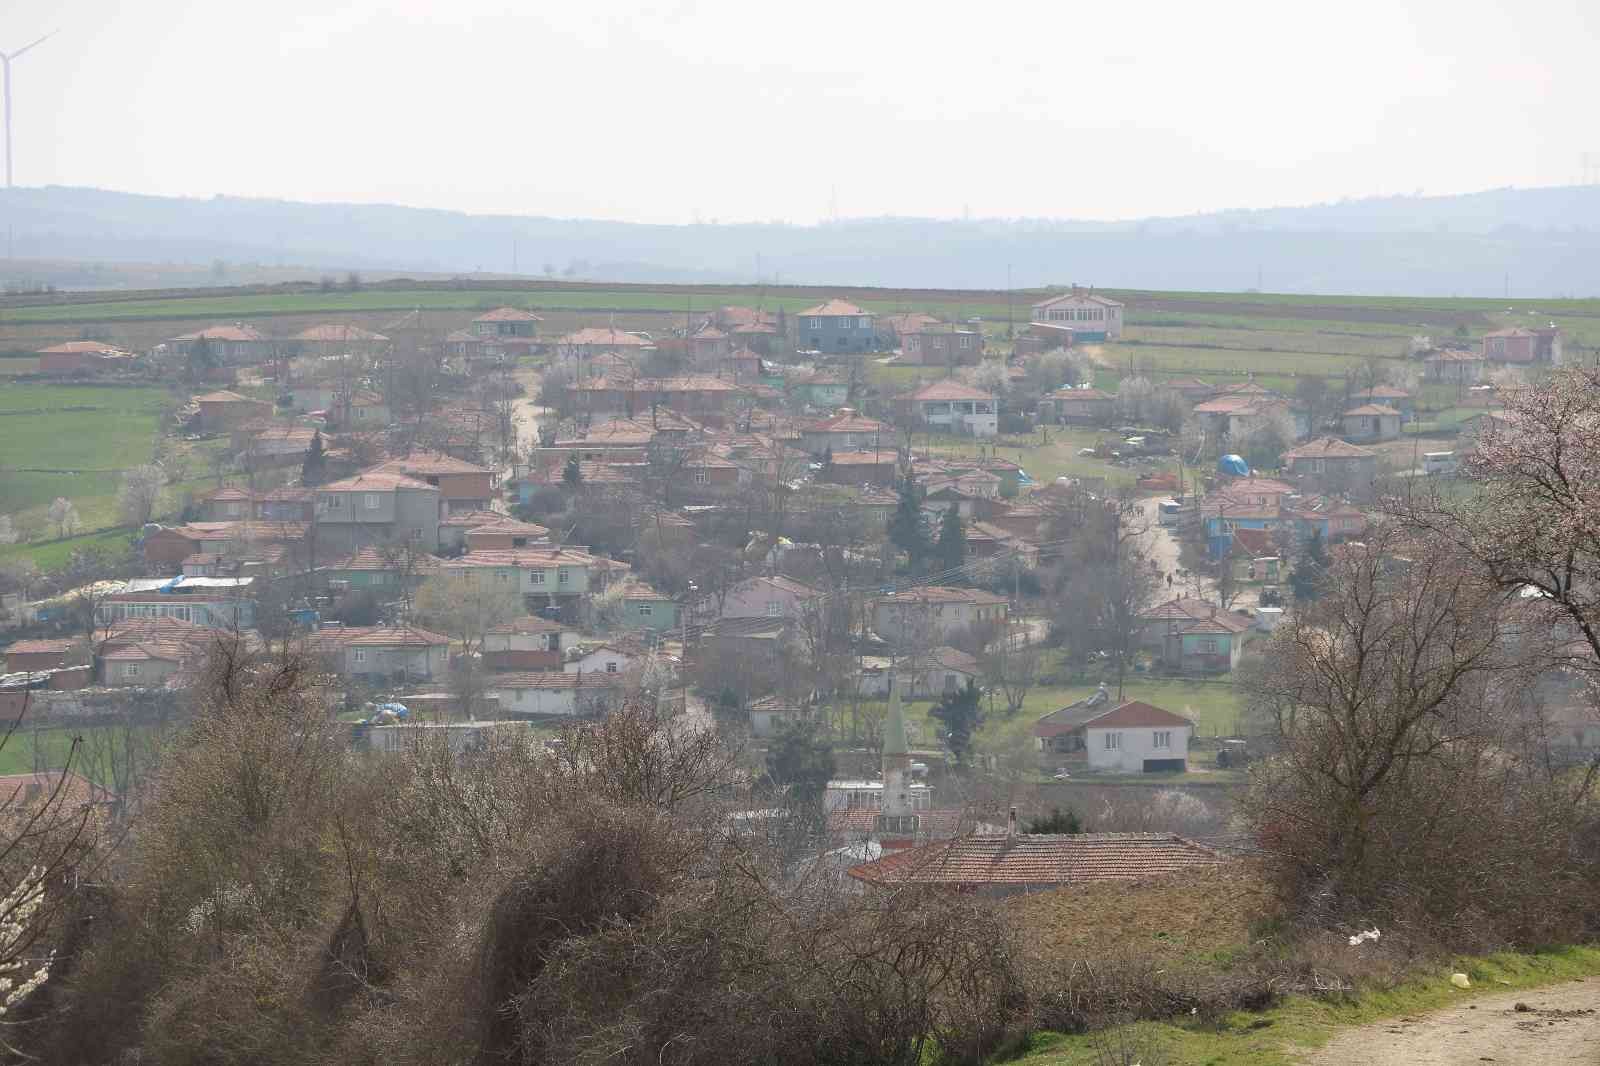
[
  {"left": 1026, "top": 806, "right": 1083, "bottom": 834},
  {"left": 301, "top": 429, "right": 328, "bottom": 487},
  {"left": 1290, "top": 529, "right": 1329, "bottom": 602},
  {"left": 931, "top": 679, "right": 983, "bottom": 763},
  {"left": 935, "top": 506, "right": 966, "bottom": 578},
  {"left": 887, "top": 480, "right": 929, "bottom": 573},
  {"left": 765, "top": 718, "right": 836, "bottom": 811},
  {"left": 563, "top": 452, "right": 583, "bottom": 488}
]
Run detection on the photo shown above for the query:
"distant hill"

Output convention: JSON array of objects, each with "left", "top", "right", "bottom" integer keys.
[{"left": 3, "top": 184, "right": 1600, "bottom": 297}]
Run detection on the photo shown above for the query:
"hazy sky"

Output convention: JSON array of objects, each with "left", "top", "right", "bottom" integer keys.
[{"left": 13, "top": 0, "right": 1599, "bottom": 224}]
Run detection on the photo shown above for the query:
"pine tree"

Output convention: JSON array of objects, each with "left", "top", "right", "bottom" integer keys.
[
  {"left": 936, "top": 505, "right": 966, "bottom": 578},
  {"left": 301, "top": 429, "right": 327, "bottom": 487},
  {"left": 1291, "top": 529, "right": 1329, "bottom": 602},
  {"left": 887, "top": 480, "right": 929, "bottom": 573},
  {"left": 931, "top": 679, "right": 983, "bottom": 763}
]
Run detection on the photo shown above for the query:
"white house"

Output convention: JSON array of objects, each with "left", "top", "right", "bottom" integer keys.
[
  {"left": 1030, "top": 290, "right": 1124, "bottom": 340},
  {"left": 823, "top": 779, "right": 935, "bottom": 813},
  {"left": 563, "top": 643, "right": 636, "bottom": 675},
  {"left": 1033, "top": 699, "right": 1194, "bottom": 774},
  {"left": 485, "top": 672, "right": 624, "bottom": 716},
  {"left": 902, "top": 381, "right": 998, "bottom": 438}
]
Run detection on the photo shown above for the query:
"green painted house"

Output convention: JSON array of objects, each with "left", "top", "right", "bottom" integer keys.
[{"left": 619, "top": 581, "right": 678, "bottom": 632}]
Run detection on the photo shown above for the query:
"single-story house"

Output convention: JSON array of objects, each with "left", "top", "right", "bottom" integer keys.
[
  {"left": 316, "top": 624, "right": 452, "bottom": 682},
  {"left": 1034, "top": 699, "right": 1195, "bottom": 773},
  {"left": 747, "top": 694, "right": 817, "bottom": 738},
  {"left": 857, "top": 646, "right": 980, "bottom": 700},
  {"left": 3, "top": 638, "right": 85, "bottom": 674},
  {"left": 1039, "top": 387, "right": 1115, "bottom": 425},
  {"left": 482, "top": 615, "right": 579, "bottom": 673},
  {"left": 1341, "top": 404, "right": 1402, "bottom": 443},
  {"left": 1138, "top": 597, "right": 1251, "bottom": 674},
  {"left": 36, "top": 341, "right": 136, "bottom": 375},
  {"left": 485, "top": 672, "right": 624, "bottom": 716}
]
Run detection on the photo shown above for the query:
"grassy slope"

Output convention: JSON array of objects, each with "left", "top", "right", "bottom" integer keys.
[{"left": 1015, "top": 946, "right": 1600, "bottom": 1066}]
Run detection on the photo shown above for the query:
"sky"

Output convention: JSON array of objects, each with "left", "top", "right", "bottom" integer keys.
[{"left": 12, "top": 0, "right": 1600, "bottom": 225}]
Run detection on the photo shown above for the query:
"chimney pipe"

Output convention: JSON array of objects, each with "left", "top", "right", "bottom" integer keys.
[{"left": 1008, "top": 806, "right": 1017, "bottom": 838}]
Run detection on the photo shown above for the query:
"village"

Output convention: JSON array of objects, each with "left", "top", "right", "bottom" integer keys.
[{"left": 0, "top": 285, "right": 1578, "bottom": 892}]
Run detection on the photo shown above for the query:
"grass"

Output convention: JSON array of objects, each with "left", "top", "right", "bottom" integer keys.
[
  {"left": 1015, "top": 679, "right": 1246, "bottom": 738},
  {"left": 0, "top": 384, "right": 169, "bottom": 511},
  {"left": 1015, "top": 945, "right": 1600, "bottom": 1066},
  {"left": 0, "top": 526, "right": 135, "bottom": 571}
]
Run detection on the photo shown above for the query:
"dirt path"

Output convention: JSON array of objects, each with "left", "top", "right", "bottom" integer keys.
[{"left": 1301, "top": 977, "right": 1600, "bottom": 1065}]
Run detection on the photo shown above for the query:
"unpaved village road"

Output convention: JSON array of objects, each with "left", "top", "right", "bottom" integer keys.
[{"left": 1301, "top": 977, "right": 1600, "bottom": 1065}]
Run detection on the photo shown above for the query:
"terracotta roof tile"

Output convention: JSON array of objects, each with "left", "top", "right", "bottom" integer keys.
[{"left": 847, "top": 833, "right": 1223, "bottom": 887}]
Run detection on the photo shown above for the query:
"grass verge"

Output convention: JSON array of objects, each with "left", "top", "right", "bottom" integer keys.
[{"left": 1012, "top": 945, "right": 1600, "bottom": 1066}]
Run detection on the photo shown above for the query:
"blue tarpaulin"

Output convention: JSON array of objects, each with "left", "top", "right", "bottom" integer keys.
[{"left": 1218, "top": 454, "right": 1250, "bottom": 477}]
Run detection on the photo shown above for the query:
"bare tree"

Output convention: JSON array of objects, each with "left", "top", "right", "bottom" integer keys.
[
  {"left": 1050, "top": 492, "right": 1161, "bottom": 699},
  {"left": 983, "top": 621, "right": 1042, "bottom": 715},
  {"left": 45, "top": 498, "right": 80, "bottom": 540},
  {"left": 116, "top": 464, "right": 169, "bottom": 528}
]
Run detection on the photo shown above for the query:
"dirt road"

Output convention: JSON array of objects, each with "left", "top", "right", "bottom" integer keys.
[{"left": 1302, "top": 977, "right": 1600, "bottom": 1065}]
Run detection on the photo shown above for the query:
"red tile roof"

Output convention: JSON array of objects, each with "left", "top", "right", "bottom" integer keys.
[
  {"left": 487, "top": 672, "right": 624, "bottom": 689},
  {"left": 318, "top": 471, "right": 438, "bottom": 492},
  {"left": 876, "top": 586, "right": 1008, "bottom": 607},
  {"left": 174, "top": 325, "right": 266, "bottom": 342},
  {"left": 798, "top": 299, "right": 868, "bottom": 317},
  {"left": 559, "top": 327, "right": 650, "bottom": 347},
  {"left": 908, "top": 381, "right": 994, "bottom": 402},
  {"left": 847, "top": 833, "right": 1223, "bottom": 887},
  {"left": 1343, "top": 404, "right": 1401, "bottom": 417},
  {"left": 329, "top": 546, "right": 443, "bottom": 573},
  {"left": 4, "top": 638, "right": 80, "bottom": 657},
  {"left": 1282, "top": 437, "right": 1377, "bottom": 460},
  {"left": 371, "top": 450, "right": 493, "bottom": 476},
  {"left": 322, "top": 624, "right": 451, "bottom": 648},
  {"left": 473, "top": 307, "right": 544, "bottom": 323},
  {"left": 292, "top": 324, "right": 388, "bottom": 342}
]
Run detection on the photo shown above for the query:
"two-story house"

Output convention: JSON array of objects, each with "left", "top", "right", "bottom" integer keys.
[
  {"left": 1482, "top": 326, "right": 1562, "bottom": 365},
  {"left": 369, "top": 451, "right": 497, "bottom": 514},
  {"left": 899, "top": 325, "right": 983, "bottom": 367},
  {"left": 796, "top": 299, "right": 877, "bottom": 354},
  {"left": 439, "top": 546, "right": 613, "bottom": 607},
  {"left": 1030, "top": 290, "right": 1125, "bottom": 340},
  {"left": 168, "top": 324, "right": 275, "bottom": 365},
  {"left": 192, "top": 390, "right": 271, "bottom": 432},
  {"left": 315, "top": 472, "right": 443, "bottom": 554},
  {"left": 718, "top": 575, "right": 824, "bottom": 620},
  {"left": 872, "top": 587, "right": 1008, "bottom": 647},
  {"left": 472, "top": 307, "right": 542, "bottom": 338}
]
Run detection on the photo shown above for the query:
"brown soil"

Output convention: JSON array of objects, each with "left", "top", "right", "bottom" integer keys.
[{"left": 1302, "top": 977, "right": 1600, "bottom": 1065}]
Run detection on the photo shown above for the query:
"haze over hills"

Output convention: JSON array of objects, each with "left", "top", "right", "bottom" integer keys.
[{"left": 4, "top": 184, "right": 1600, "bottom": 297}]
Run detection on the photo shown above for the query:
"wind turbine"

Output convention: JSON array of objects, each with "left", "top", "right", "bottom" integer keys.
[{"left": 0, "top": 32, "right": 54, "bottom": 188}]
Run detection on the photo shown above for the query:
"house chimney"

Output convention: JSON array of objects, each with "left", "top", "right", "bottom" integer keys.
[{"left": 1007, "top": 806, "right": 1018, "bottom": 838}]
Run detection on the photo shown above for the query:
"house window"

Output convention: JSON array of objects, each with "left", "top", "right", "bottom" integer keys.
[
  {"left": 352, "top": 648, "right": 366, "bottom": 663},
  {"left": 364, "top": 493, "right": 381, "bottom": 510},
  {"left": 694, "top": 472, "right": 708, "bottom": 485},
  {"left": 1198, "top": 639, "right": 1219, "bottom": 654},
  {"left": 1102, "top": 731, "right": 1123, "bottom": 750},
  {"left": 605, "top": 662, "right": 618, "bottom": 673},
  {"left": 839, "top": 318, "right": 851, "bottom": 330},
  {"left": 410, "top": 528, "right": 423, "bottom": 541},
  {"left": 326, "top": 494, "right": 343, "bottom": 509},
  {"left": 637, "top": 602, "right": 653, "bottom": 616},
  {"left": 858, "top": 317, "right": 871, "bottom": 330},
  {"left": 1153, "top": 731, "right": 1172, "bottom": 749},
  {"left": 531, "top": 570, "right": 545, "bottom": 585},
  {"left": 226, "top": 502, "right": 242, "bottom": 517},
  {"left": 122, "top": 663, "right": 141, "bottom": 679},
  {"left": 807, "top": 317, "right": 821, "bottom": 329},
  {"left": 495, "top": 569, "right": 510, "bottom": 583},
  {"left": 765, "top": 601, "right": 782, "bottom": 617},
  {"left": 944, "top": 673, "right": 958, "bottom": 692},
  {"left": 171, "top": 605, "right": 191, "bottom": 622},
  {"left": 558, "top": 568, "right": 571, "bottom": 585}
]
